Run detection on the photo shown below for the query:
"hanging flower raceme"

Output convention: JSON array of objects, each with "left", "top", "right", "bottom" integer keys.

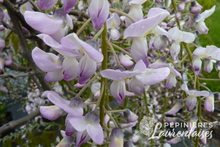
[
  {"left": 181, "top": 83, "right": 210, "bottom": 111},
  {"left": 88, "top": 0, "right": 109, "bottom": 30},
  {"left": 192, "top": 45, "right": 220, "bottom": 75},
  {"left": 195, "top": 5, "right": 215, "bottom": 34},
  {"left": 167, "top": 27, "right": 195, "bottom": 60},
  {"left": 124, "top": 8, "right": 169, "bottom": 66},
  {"left": 107, "top": 13, "right": 121, "bottom": 40}
]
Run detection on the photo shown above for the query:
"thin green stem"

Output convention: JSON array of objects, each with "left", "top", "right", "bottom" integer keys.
[
  {"left": 76, "top": 18, "right": 91, "bottom": 36},
  {"left": 109, "top": 8, "right": 135, "bottom": 23},
  {"left": 92, "top": 26, "right": 104, "bottom": 41},
  {"left": 106, "top": 40, "right": 121, "bottom": 66},
  {"left": 75, "top": 73, "right": 100, "bottom": 98},
  {"left": 111, "top": 43, "right": 131, "bottom": 56},
  {"left": 99, "top": 23, "right": 108, "bottom": 127}
]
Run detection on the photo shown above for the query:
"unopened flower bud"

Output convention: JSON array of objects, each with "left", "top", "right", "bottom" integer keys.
[
  {"left": 110, "top": 128, "right": 124, "bottom": 147},
  {"left": 178, "top": 2, "right": 185, "bottom": 11}
]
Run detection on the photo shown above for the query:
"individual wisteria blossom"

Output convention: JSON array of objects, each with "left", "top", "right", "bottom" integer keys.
[
  {"left": 19, "top": 1, "right": 33, "bottom": 14},
  {"left": 101, "top": 60, "right": 170, "bottom": 103},
  {"left": 193, "top": 45, "right": 220, "bottom": 75},
  {"left": 100, "top": 66, "right": 140, "bottom": 104},
  {"left": 88, "top": 0, "right": 109, "bottom": 30},
  {"left": 181, "top": 83, "right": 210, "bottom": 111},
  {"left": 204, "top": 93, "right": 214, "bottom": 113},
  {"left": 32, "top": 47, "right": 64, "bottom": 82},
  {"left": 107, "top": 13, "right": 121, "bottom": 40},
  {"left": 37, "top": 33, "right": 103, "bottom": 84},
  {"left": 24, "top": 9, "right": 73, "bottom": 41},
  {"left": 38, "top": 0, "right": 58, "bottom": 10},
  {"left": 128, "top": 60, "right": 170, "bottom": 95},
  {"left": 118, "top": 53, "right": 134, "bottom": 69},
  {"left": 124, "top": 0, "right": 146, "bottom": 26},
  {"left": 149, "top": 25, "right": 169, "bottom": 50},
  {"left": 124, "top": 8, "right": 169, "bottom": 65},
  {"left": 168, "top": 27, "right": 195, "bottom": 60},
  {"left": 110, "top": 128, "right": 124, "bottom": 147},
  {"left": 91, "top": 82, "right": 101, "bottom": 98},
  {"left": 149, "top": 57, "right": 182, "bottom": 89},
  {"left": 195, "top": 5, "right": 215, "bottom": 34},
  {"left": 40, "top": 91, "right": 85, "bottom": 118},
  {"left": 67, "top": 111, "right": 104, "bottom": 145}
]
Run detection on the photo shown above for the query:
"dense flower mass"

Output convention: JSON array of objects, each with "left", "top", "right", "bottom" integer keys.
[{"left": 0, "top": 0, "right": 219, "bottom": 146}]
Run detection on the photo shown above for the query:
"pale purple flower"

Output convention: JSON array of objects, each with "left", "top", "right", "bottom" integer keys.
[
  {"left": 193, "top": 45, "right": 220, "bottom": 74},
  {"left": 124, "top": 0, "right": 146, "bottom": 26},
  {"left": 204, "top": 93, "right": 214, "bottom": 113},
  {"left": 168, "top": 27, "right": 195, "bottom": 60},
  {"left": 88, "top": 0, "right": 109, "bottom": 30},
  {"left": 19, "top": 2, "right": 33, "bottom": 14},
  {"left": 0, "top": 86, "right": 8, "bottom": 93},
  {"left": 181, "top": 83, "right": 210, "bottom": 111},
  {"left": 32, "top": 47, "right": 63, "bottom": 82},
  {"left": 38, "top": 0, "right": 58, "bottom": 10},
  {"left": 40, "top": 105, "right": 64, "bottom": 120},
  {"left": 91, "top": 82, "right": 101, "bottom": 98},
  {"left": 41, "top": 91, "right": 85, "bottom": 117},
  {"left": 124, "top": 8, "right": 169, "bottom": 65},
  {"left": 76, "top": 130, "right": 90, "bottom": 147},
  {"left": 107, "top": 13, "right": 121, "bottom": 40},
  {"left": 24, "top": 10, "right": 73, "bottom": 41},
  {"left": 118, "top": 53, "right": 134, "bottom": 69},
  {"left": 110, "top": 128, "right": 124, "bottom": 147},
  {"left": 67, "top": 111, "right": 104, "bottom": 145},
  {"left": 149, "top": 57, "right": 182, "bottom": 89},
  {"left": 63, "top": 0, "right": 79, "bottom": 13},
  {"left": 195, "top": 5, "right": 215, "bottom": 34}
]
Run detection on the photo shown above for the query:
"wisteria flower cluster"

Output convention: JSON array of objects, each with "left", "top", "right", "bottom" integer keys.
[{"left": 0, "top": 0, "right": 219, "bottom": 146}]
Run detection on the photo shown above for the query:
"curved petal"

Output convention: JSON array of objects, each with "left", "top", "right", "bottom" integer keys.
[
  {"left": 133, "top": 59, "right": 147, "bottom": 72},
  {"left": 45, "top": 69, "right": 64, "bottom": 82},
  {"left": 87, "top": 124, "right": 104, "bottom": 145},
  {"left": 204, "top": 93, "right": 214, "bottom": 112},
  {"left": 186, "top": 96, "right": 197, "bottom": 111},
  {"left": 170, "top": 42, "right": 180, "bottom": 60},
  {"left": 128, "top": 77, "right": 144, "bottom": 95},
  {"left": 130, "top": 37, "right": 149, "bottom": 64},
  {"left": 63, "top": 57, "right": 78, "bottom": 81},
  {"left": 24, "top": 11, "right": 63, "bottom": 34},
  {"left": 136, "top": 67, "right": 170, "bottom": 85},
  {"left": 32, "top": 47, "right": 62, "bottom": 72},
  {"left": 76, "top": 131, "right": 91, "bottom": 147},
  {"left": 110, "top": 80, "right": 126, "bottom": 105},
  {"left": 40, "top": 105, "right": 63, "bottom": 120},
  {"left": 78, "top": 55, "right": 96, "bottom": 84},
  {"left": 63, "top": 0, "right": 79, "bottom": 13},
  {"left": 166, "top": 101, "right": 184, "bottom": 115},
  {"left": 37, "top": 34, "right": 79, "bottom": 57},
  {"left": 38, "top": 0, "right": 58, "bottom": 10},
  {"left": 124, "top": 9, "right": 169, "bottom": 38},
  {"left": 165, "top": 74, "right": 177, "bottom": 89},
  {"left": 88, "top": 0, "right": 109, "bottom": 30},
  {"left": 101, "top": 69, "right": 140, "bottom": 80},
  {"left": 68, "top": 116, "right": 87, "bottom": 131}
]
